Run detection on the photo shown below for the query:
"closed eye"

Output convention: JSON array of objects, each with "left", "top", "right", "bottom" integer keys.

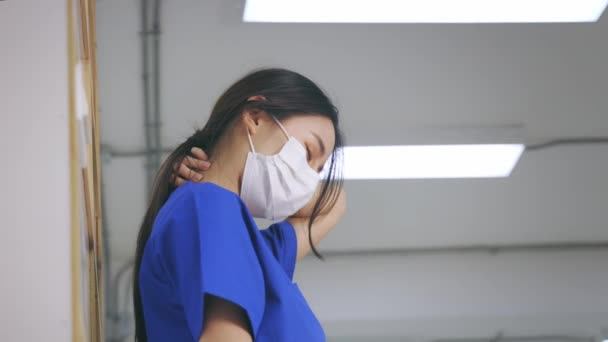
[{"left": 305, "top": 144, "right": 324, "bottom": 173}]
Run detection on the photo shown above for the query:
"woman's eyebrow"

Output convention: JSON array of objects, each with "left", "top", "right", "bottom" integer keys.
[{"left": 311, "top": 132, "right": 326, "bottom": 156}]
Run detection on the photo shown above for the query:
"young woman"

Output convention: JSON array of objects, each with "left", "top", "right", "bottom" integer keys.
[{"left": 134, "top": 68, "right": 346, "bottom": 342}]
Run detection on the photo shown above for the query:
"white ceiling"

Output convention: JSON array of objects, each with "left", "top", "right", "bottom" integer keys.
[{"left": 99, "top": 0, "right": 608, "bottom": 148}]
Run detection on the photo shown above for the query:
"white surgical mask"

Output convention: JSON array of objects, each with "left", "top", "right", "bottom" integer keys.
[{"left": 240, "top": 117, "right": 320, "bottom": 220}]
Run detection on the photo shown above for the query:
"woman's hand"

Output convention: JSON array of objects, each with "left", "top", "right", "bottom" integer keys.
[
  {"left": 290, "top": 185, "right": 345, "bottom": 218},
  {"left": 171, "top": 147, "right": 211, "bottom": 186}
]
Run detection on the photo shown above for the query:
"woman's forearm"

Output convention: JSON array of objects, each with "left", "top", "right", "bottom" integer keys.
[{"left": 288, "top": 189, "right": 345, "bottom": 261}]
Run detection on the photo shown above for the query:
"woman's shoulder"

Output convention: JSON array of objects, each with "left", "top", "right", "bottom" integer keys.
[
  {"left": 149, "top": 182, "right": 262, "bottom": 272},
  {"left": 152, "top": 182, "right": 248, "bottom": 237},
  {"left": 168, "top": 181, "right": 241, "bottom": 210},
  {"left": 173, "top": 181, "right": 236, "bottom": 197}
]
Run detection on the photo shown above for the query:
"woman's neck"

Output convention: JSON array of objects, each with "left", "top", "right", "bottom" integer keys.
[{"left": 201, "top": 136, "right": 247, "bottom": 195}]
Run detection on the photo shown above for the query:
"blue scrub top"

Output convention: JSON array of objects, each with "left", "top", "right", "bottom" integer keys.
[{"left": 139, "top": 182, "right": 325, "bottom": 341}]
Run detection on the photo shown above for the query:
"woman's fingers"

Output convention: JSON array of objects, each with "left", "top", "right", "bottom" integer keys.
[
  {"left": 170, "top": 149, "right": 210, "bottom": 187},
  {"left": 191, "top": 147, "right": 211, "bottom": 167},
  {"left": 191, "top": 147, "right": 208, "bottom": 160},
  {"left": 169, "top": 172, "right": 187, "bottom": 187},
  {"left": 178, "top": 161, "right": 203, "bottom": 182},
  {"left": 186, "top": 155, "right": 211, "bottom": 171},
  {"left": 174, "top": 176, "right": 187, "bottom": 186}
]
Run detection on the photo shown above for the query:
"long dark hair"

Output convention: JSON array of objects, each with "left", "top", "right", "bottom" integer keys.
[{"left": 133, "top": 68, "right": 344, "bottom": 341}]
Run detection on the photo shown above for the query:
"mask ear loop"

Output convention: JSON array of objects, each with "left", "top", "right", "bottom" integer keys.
[
  {"left": 246, "top": 129, "right": 256, "bottom": 153},
  {"left": 271, "top": 116, "right": 290, "bottom": 140}
]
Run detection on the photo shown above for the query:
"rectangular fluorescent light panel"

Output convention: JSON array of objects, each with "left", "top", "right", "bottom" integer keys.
[
  {"left": 328, "top": 144, "right": 524, "bottom": 180},
  {"left": 244, "top": 0, "right": 608, "bottom": 23}
]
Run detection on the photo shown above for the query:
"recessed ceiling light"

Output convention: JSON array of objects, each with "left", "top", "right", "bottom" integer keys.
[
  {"left": 322, "top": 144, "right": 525, "bottom": 180},
  {"left": 244, "top": 0, "right": 608, "bottom": 23}
]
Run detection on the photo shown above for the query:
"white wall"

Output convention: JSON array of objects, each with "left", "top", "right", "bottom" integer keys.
[
  {"left": 296, "top": 250, "right": 608, "bottom": 340},
  {"left": 0, "top": 1, "right": 72, "bottom": 340}
]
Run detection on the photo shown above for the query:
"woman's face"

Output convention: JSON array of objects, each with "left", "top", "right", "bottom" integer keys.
[{"left": 246, "top": 113, "right": 336, "bottom": 173}]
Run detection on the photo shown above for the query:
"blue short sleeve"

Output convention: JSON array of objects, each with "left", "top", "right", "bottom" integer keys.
[
  {"left": 150, "top": 183, "right": 266, "bottom": 340},
  {"left": 260, "top": 221, "right": 298, "bottom": 280}
]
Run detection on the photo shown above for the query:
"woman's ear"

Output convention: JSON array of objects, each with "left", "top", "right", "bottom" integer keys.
[
  {"left": 243, "top": 95, "right": 269, "bottom": 136},
  {"left": 242, "top": 109, "right": 261, "bottom": 136}
]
